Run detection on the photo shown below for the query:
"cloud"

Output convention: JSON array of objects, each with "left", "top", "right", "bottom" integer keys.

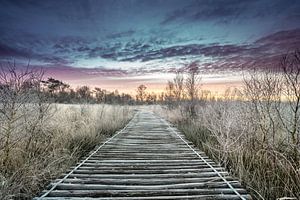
[
  {"left": 160, "top": 0, "right": 252, "bottom": 25},
  {"left": 160, "top": 0, "right": 300, "bottom": 27},
  {"left": 206, "top": 29, "right": 300, "bottom": 72},
  {"left": 160, "top": 8, "right": 188, "bottom": 25},
  {"left": 106, "top": 30, "right": 136, "bottom": 39},
  {"left": 118, "top": 43, "right": 251, "bottom": 62},
  {"left": 1, "top": 0, "right": 300, "bottom": 80},
  {"left": 0, "top": 41, "right": 72, "bottom": 65},
  {"left": 22, "top": 65, "right": 129, "bottom": 82},
  {"left": 255, "top": 28, "right": 300, "bottom": 50},
  {"left": 0, "top": 42, "right": 31, "bottom": 58},
  {"left": 192, "top": 0, "right": 247, "bottom": 21},
  {"left": 70, "top": 28, "right": 299, "bottom": 66}
]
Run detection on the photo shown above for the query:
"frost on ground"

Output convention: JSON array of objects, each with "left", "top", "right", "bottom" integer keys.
[{"left": 0, "top": 103, "right": 133, "bottom": 199}]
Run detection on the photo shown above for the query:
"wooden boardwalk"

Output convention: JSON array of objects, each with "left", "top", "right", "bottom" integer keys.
[{"left": 35, "top": 111, "right": 251, "bottom": 200}]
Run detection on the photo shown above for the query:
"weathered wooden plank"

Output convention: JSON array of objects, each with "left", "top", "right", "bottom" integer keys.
[
  {"left": 76, "top": 165, "right": 224, "bottom": 170},
  {"left": 35, "top": 111, "right": 251, "bottom": 200},
  {"left": 38, "top": 194, "right": 251, "bottom": 200},
  {"left": 54, "top": 182, "right": 243, "bottom": 190},
  {"left": 60, "top": 177, "right": 236, "bottom": 185},
  {"left": 80, "top": 161, "right": 217, "bottom": 166},
  {"left": 91, "top": 154, "right": 201, "bottom": 158},
  {"left": 65, "top": 172, "right": 229, "bottom": 179},
  {"left": 70, "top": 168, "right": 223, "bottom": 174},
  {"left": 77, "top": 162, "right": 221, "bottom": 167},
  {"left": 90, "top": 153, "right": 205, "bottom": 157},
  {"left": 46, "top": 188, "right": 248, "bottom": 197},
  {"left": 82, "top": 159, "right": 214, "bottom": 163},
  {"left": 37, "top": 194, "right": 252, "bottom": 200},
  {"left": 93, "top": 150, "right": 207, "bottom": 154}
]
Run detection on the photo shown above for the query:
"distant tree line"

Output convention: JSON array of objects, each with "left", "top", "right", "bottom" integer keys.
[
  {"left": 39, "top": 64, "right": 230, "bottom": 108},
  {"left": 0, "top": 62, "right": 240, "bottom": 107},
  {"left": 40, "top": 78, "right": 135, "bottom": 104}
]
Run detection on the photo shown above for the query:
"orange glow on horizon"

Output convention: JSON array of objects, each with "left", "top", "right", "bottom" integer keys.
[{"left": 62, "top": 80, "right": 244, "bottom": 97}]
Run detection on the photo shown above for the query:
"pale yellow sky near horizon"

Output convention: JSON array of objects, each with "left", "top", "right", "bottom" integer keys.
[
  {"left": 56, "top": 75, "right": 244, "bottom": 96},
  {"left": 45, "top": 67, "right": 245, "bottom": 96}
]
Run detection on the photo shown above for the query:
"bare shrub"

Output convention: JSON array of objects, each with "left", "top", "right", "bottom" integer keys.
[
  {"left": 136, "top": 84, "right": 147, "bottom": 103},
  {"left": 165, "top": 81, "right": 175, "bottom": 109},
  {"left": 244, "top": 68, "right": 282, "bottom": 147},
  {"left": 0, "top": 103, "right": 133, "bottom": 199},
  {"left": 0, "top": 63, "right": 47, "bottom": 170},
  {"left": 0, "top": 63, "right": 134, "bottom": 199},
  {"left": 173, "top": 71, "right": 185, "bottom": 102},
  {"left": 157, "top": 51, "right": 300, "bottom": 199},
  {"left": 185, "top": 62, "right": 201, "bottom": 117},
  {"left": 279, "top": 50, "right": 300, "bottom": 162}
]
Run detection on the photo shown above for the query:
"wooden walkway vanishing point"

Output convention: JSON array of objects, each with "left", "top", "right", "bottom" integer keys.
[{"left": 35, "top": 111, "right": 251, "bottom": 200}]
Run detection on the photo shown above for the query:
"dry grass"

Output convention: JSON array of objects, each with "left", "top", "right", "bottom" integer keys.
[
  {"left": 154, "top": 102, "right": 300, "bottom": 200},
  {"left": 0, "top": 104, "right": 133, "bottom": 199}
]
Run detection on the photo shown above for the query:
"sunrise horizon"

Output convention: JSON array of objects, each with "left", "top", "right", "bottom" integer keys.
[
  {"left": 1, "top": 0, "right": 300, "bottom": 95},
  {"left": 1, "top": 1, "right": 300, "bottom": 199}
]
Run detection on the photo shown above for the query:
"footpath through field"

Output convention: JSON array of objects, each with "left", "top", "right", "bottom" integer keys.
[{"left": 35, "top": 110, "right": 251, "bottom": 200}]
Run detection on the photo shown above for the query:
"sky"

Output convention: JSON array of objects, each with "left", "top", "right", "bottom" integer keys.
[{"left": 0, "top": 0, "right": 300, "bottom": 94}]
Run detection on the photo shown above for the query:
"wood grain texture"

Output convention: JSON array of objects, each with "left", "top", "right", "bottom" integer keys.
[{"left": 35, "top": 111, "right": 251, "bottom": 200}]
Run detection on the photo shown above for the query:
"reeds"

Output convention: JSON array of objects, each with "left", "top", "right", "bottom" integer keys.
[
  {"left": 155, "top": 102, "right": 300, "bottom": 199},
  {"left": 0, "top": 104, "right": 133, "bottom": 199}
]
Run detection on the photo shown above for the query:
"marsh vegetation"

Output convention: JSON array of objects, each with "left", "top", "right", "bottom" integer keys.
[
  {"left": 1, "top": 51, "right": 300, "bottom": 199},
  {"left": 0, "top": 65, "right": 133, "bottom": 199},
  {"left": 155, "top": 50, "right": 300, "bottom": 199}
]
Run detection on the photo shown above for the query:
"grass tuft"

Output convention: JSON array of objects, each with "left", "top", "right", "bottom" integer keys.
[{"left": 0, "top": 104, "right": 133, "bottom": 199}]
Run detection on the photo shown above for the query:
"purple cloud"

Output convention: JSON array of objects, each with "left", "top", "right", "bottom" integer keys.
[{"left": 0, "top": 42, "right": 31, "bottom": 58}]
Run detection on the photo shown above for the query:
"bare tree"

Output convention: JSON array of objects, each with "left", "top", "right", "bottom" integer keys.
[
  {"left": 146, "top": 92, "right": 157, "bottom": 104},
  {"left": 0, "top": 62, "right": 47, "bottom": 167},
  {"left": 23, "top": 69, "right": 53, "bottom": 158},
  {"left": 243, "top": 68, "right": 282, "bottom": 147},
  {"left": 278, "top": 50, "right": 300, "bottom": 161},
  {"left": 136, "top": 84, "right": 147, "bottom": 103},
  {"left": 185, "top": 62, "right": 201, "bottom": 117},
  {"left": 173, "top": 71, "right": 184, "bottom": 102},
  {"left": 222, "top": 87, "right": 243, "bottom": 101},
  {"left": 165, "top": 81, "right": 175, "bottom": 109},
  {"left": 94, "top": 87, "right": 105, "bottom": 103},
  {"left": 77, "top": 86, "right": 91, "bottom": 102}
]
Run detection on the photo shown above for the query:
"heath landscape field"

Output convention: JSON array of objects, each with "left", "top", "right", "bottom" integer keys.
[{"left": 0, "top": 0, "right": 300, "bottom": 199}]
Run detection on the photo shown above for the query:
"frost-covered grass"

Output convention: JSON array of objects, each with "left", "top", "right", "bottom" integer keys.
[
  {"left": 154, "top": 102, "right": 300, "bottom": 200},
  {"left": 0, "top": 104, "right": 133, "bottom": 199}
]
